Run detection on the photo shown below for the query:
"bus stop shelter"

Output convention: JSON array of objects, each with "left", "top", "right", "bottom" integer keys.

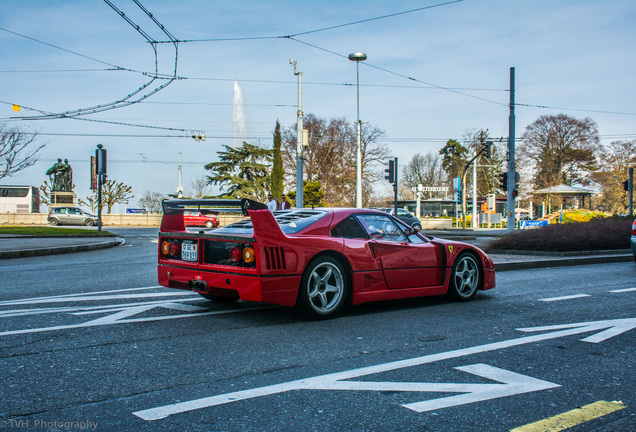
[{"left": 531, "top": 184, "right": 594, "bottom": 216}]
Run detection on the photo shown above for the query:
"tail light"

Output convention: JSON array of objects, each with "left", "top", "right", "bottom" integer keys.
[
  {"left": 632, "top": 220, "right": 636, "bottom": 236},
  {"left": 161, "top": 239, "right": 180, "bottom": 259},
  {"left": 242, "top": 246, "right": 255, "bottom": 264}
]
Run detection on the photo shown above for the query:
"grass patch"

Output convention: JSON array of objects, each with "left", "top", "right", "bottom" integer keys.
[
  {"left": 488, "top": 216, "right": 633, "bottom": 252},
  {"left": 0, "top": 226, "right": 114, "bottom": 236}
]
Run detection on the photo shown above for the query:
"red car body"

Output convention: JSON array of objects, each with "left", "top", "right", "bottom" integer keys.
[
  {"left": 158, "top": 200, "right": 495, "bottom": 318},
  {"left": 183, "top": 210, "right": 219, "bottom": 228}
]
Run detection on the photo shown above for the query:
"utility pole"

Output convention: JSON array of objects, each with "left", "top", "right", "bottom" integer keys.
[
  {"left": 507, "top": 67, "right": 516, "bottom": 231},
  {"left": 290, "top": 59, "right": 304, "bottom": 208},
  {"left": 176, "top": 152, "right": 183, "bottom": 198},
  {"left": 472, "top": 157, "right": 478, "bottom": 228},
  {"left": 95, "top": 144, "right": 107, "bottom": 234},
  {"left": 629, "top": 167, "right": 634, "bottom": 217}
]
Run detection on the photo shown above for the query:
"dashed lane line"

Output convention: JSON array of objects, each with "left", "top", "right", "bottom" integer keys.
[{"left": 538, "top": 294, "right": 591, "bottom": 302}]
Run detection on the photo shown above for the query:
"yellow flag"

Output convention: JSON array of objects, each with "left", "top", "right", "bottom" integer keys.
[{"left": 12, "top": 104, "right": 20, "bottom": 111}]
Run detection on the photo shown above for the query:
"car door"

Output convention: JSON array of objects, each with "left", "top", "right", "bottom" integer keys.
[
  {"left": 66, "top": 208, "right": 83, "bottom": 224},
  {"left": 56, "top": 208, "right": 71, "bottom": 224},
  {"left": 356, "top": 213, "right": 442, "bottom": 289}
]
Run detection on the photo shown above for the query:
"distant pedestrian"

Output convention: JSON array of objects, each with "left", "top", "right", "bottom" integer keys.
[
  {"left": 266, "top": 194, "right": 277, "bottom": 211},
  {"left": 280, "top": 194, "right": 291, "bottom": 210}
]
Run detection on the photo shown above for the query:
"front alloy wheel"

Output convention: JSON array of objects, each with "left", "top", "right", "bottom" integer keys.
[
  {"left": 297, "top": 257, "right": 348, "bottom": 319},
  {"left": 447, "top": 252, "right": 480, "bottom": 301}
]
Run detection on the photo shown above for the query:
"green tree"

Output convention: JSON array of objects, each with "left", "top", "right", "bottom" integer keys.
[
  {"left": 270, "top": 120, "right": 284, "bottom": 200},
  {"left": 287, "top": 181, "right": 325, "bottom": 207},
  {"left": 205, "top": 142, "right": 272, "bottom": 201},
  {"left": 439, "top": 139, "right": 469, "bottom": 188}
]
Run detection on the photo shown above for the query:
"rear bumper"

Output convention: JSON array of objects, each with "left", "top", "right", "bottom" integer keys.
[{"left": 158, "top": 263, "right": 300, "bottom": 307}]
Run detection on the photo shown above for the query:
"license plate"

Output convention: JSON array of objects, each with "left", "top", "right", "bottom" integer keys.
[{"left": 181, "top": 241, "right": 198, "bottom": 262}]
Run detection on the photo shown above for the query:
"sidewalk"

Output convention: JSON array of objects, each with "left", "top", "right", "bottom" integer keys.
[
  {"left": 0, "top": 234, "right": 631, "bottom": 270},
  {"left": 0, "top": 235, "right": 124, "bottom": 259}
]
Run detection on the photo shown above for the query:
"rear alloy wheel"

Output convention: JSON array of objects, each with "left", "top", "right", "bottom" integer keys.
[
  {"left": 49, "top": 218, "right": 59, "bottom": 226},
  {"left": 85, "top": 219, "right": 95, "bottom": 226},
  {"left": 297, "top": 256, "right": 348, "bottom": 319},
  {"left": 205, "top": 221, "right": 213, "bottom": 229},
  {"left": 447, "top": 252, "right": 480, "bottom": 301}
]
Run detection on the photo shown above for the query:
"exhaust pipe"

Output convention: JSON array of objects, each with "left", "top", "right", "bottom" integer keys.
[{"left": 188, "top": 280, "right": 208, "bottom": 292}]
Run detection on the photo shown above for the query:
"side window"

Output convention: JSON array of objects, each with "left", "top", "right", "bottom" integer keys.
[
  {"left": 398, "top": 209, "right": 409, "bottom": 216},
  {"left": 331, "top": 216, "right": 367, "bottom": 239},
  {"left": 356, "top": 214, "right": 407, "bottom": 243}
]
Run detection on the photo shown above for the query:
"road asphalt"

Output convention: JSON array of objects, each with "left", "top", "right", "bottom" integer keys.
[{"left": 0, "top": 231, "right": 632, "bottom": 271}]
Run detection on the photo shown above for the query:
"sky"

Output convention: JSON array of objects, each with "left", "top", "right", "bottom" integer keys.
[{"left": 1, "top": 0, "right": 635, "bottom": 210}]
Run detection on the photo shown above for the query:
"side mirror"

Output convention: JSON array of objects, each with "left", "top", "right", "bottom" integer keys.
[{"left": 406, "top": 226, "right": 420, "bottom": 235}]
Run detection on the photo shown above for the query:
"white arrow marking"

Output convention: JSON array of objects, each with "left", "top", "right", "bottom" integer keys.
[
  {"left": 133, "top": 317, "right": 636, "bottom": 421},
  {"left": 402, "top": 364, "right": 559, "bottom": 412}
]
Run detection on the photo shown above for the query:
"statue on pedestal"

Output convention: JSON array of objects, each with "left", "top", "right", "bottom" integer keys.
[{"left": 46, "top": 158, "right": 73, "bottom": 192}]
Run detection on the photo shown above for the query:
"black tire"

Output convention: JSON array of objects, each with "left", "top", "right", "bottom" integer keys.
[
  {"left": 447, "top": 252, "right": 481, "bottom": 301},
  {"left": 49, "top": 218, "right": 59, "bottom": 226},
  {"left": 296, "top": 256, "right": 349, "bottom": 319},
  {"left": 85, "top": 219, "right": 95, "bottom": 226}
]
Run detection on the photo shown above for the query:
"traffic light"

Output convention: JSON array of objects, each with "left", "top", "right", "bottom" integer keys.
[
  {"left": 498, "top": 172, "right": 508, "bottom": 191},
  {"left": 512, "top": 189, "right": 518, "bottom": 198},
  {"left": 483, "top": 141, "right": 492, "bottom": 159},
  {"left": 385, "top": 159, "right": 395, "bottom": 184},
  {"left": 623, "top": 179, "right": 630, "bottom": 191},
  {"left": 192, "top": 134, "right": 206, "bottom": 142}
]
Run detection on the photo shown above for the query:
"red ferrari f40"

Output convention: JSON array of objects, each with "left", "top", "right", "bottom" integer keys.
[{"left": 158, "top": 199, "right": 495, "bottom": 319}]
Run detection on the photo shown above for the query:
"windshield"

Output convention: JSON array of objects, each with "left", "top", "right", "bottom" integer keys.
[{"left": 214, "top": 210, "right": 329, "bottom": 235}]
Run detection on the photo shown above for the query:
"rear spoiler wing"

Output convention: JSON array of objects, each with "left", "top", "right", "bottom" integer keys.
[{"left": 160, "top": 198, "right": 268, "bottom": 232}]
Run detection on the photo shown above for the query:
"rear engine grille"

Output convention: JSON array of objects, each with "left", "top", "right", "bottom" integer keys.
[{"left": 264, "top": 247, "right": 286, "bottom": 270}]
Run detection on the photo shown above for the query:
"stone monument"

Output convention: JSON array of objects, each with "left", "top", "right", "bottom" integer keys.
[{"left": 46, "top": 158, "right": 74, "bottom": 207}]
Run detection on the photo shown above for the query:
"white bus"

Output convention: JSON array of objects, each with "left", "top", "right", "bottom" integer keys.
[{"left": 0, "top": 185, "right": 41, "bottom": 213}]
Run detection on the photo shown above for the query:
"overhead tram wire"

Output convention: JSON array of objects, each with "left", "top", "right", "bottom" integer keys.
[
  {"left": 11, "top": 0, "right": 180, "bottom": 122},
  {"left": 151, "top": 0, "right": 464, "bottom": 43}
]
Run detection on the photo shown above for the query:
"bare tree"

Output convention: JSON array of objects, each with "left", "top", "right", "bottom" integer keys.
[
  {"left": 590, "top": 140, "right": 636, "bottom": 213},
  {"left": 189, "top": 175, "right": 210, "bottom": 199},
  {"left": 518, "top": 114, "right": 599, "bottom": 188},
  {"left": 0, "top": 124, "right": 45, "bottom": 181},
  {"left": 281, "top": 114, "right": 390, "bottom": 206},
  {"left": 402, "top": 153, "right": 447, "bottom": 199},
  {"left": 139, "top": 190, "right": 167, "bottom": 213}
]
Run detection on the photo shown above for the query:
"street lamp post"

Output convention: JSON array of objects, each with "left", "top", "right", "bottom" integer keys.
[
  {"left": 349, "top": 52, "right": 367, "bottom": 208},
  {"left": 290, "top": 59, "right": 304, "bottom": 208}
]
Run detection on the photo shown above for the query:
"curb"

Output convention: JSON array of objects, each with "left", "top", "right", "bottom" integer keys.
[
  {"left": 0, "top": 238, "right": 125, "bottom": 259},
  {"left": 495, "top": 253, "right": 633, "bottom": 272}
]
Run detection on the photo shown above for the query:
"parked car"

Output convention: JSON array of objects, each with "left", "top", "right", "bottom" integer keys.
[
  {"left": 158, "top": 199, "right": 495, "bottom": 319},
  {"left": 183, "top": 210, "right": 219, "bottom": 229},
  {"left": 377, "top": 207, "right": 422, "bottom": 230},
  {"left": 631, "top": 219, "right": 636, "bottom": 263},
  {"left": 47, "top": 207, "right": 97, "bottom": 226}
]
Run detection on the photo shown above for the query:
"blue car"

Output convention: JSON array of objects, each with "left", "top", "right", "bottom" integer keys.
[{"left": 632, "top": 219, "right": 636, "bottom": 262}]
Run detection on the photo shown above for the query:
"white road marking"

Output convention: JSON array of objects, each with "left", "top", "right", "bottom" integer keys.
[
  {"left": 0, "top": 286, "right": 166, "bottom": 306},
  {"left": 610, "top": 287, "right": 636, "bottom": 293},
  {"left": 538, "top": 294, "right": 591, "bottom": 302},
  {"left": 0, "top": 287, "right": 275, "bottom": 337},
  {"left": 133, "top": 317, "right": 636, "bottom": 421}
]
